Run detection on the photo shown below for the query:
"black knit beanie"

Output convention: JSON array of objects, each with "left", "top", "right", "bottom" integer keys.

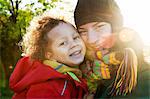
[{"left": 74, "top": 0, "right": 123, "bottom": 32}]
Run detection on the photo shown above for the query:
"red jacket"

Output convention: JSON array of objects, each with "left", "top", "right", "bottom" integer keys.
[{"left": 9, "top": 57, "right": 88, "bottom": 99}]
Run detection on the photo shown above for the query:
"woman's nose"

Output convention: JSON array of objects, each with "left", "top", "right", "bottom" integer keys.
[{"left": 88, "top": 30, "right": 99, "bottom": 44}]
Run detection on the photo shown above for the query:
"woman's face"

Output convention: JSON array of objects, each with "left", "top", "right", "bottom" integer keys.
[{"left": 78, "top": 22, "right": 114, "bottom": 51}]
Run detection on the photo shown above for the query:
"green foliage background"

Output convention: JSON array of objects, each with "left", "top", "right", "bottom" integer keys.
[{"left": 0, "top": 0, "right": 60, "bottom": 98}]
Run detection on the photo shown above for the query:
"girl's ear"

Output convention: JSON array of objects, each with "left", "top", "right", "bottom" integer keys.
[{"left": 45, "top": 52, "right": 52, "bottom": 59}]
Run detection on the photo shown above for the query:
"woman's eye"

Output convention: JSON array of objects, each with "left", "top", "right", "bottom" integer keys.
[
  {"left": 95, "top": 27, "right": 102, "bottom": 32},
  {"left": 95, "top": 25, "right": 104, "bottom": 31},
  {"left": 80, "top": 32, "right": 87, "bottom": 36}
]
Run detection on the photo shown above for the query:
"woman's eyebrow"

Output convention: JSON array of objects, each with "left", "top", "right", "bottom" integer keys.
[
  {"left": 93, "top": 22, "right": 105, "bottom": 28},
  {"left": 78, "top": 27, "right": 87, "bottom": 32},
  {"left": 78, "top": 22, "right": 105, "bottom": 31},
  {"left": 79, "top": 27, "right": 86, "bottom": 30},
  {"left": 79, "top": 22, "right": 99, "bottom": 30}
]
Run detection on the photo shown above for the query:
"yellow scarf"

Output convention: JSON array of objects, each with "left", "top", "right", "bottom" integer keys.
[
  {"left": 43, "top": 60, "right": 82, "bottom": 82},
  {"left": 83, "top": 48, "right": 137, "bottom": 95}
]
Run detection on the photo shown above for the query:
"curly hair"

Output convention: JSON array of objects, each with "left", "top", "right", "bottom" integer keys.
[{"left": 22, "top": 16, "right": 66, "bottom": 61}]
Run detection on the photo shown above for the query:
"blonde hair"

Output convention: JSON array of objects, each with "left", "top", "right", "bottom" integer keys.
[{"left": 22, "top": 15, "right": 66, "bottom": 61}]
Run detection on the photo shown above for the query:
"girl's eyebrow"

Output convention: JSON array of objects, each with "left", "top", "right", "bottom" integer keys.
[{"left": 55, "top": 36, "right": 66, "bottom": 42}]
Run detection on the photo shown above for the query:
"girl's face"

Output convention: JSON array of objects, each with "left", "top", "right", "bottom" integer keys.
[
  {"left": 47, "top": 22, "right": 86, "bottom": 66},
  {"left": 78, "top": 22, "right": 113, "bottom": 51}
]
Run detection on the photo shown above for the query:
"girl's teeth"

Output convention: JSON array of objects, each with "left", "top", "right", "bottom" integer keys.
[
  {"left": 73, "top": 51, "right": 80, "bottom": 55},
  {"left": 70, "top": 50, "right": 81, "bottom": 56}
]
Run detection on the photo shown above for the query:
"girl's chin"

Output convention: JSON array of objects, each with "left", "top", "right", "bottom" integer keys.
[{"left": 70, "top": 57, "right": 84, "bottom": 65}]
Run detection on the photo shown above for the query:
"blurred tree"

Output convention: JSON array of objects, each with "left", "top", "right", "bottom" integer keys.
[{"left": 0, "top": 0, "right": 60, "bottom": 97}]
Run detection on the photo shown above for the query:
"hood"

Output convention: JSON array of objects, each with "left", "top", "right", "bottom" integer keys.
[{"left": 9, "top": 57, "right": 66, "bottom": 93}]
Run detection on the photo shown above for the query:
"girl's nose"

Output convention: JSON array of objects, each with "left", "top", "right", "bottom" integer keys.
[{"left": 70, "top": 40, "right": 78, "bottom": 49}]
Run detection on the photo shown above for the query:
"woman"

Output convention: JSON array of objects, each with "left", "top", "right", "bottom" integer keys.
[{"left": 74, "top": 0, "right": 150, "bottom": 98}]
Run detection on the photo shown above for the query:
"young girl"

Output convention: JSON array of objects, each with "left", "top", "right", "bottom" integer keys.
[{"left": 9, "top": 16, "right": 88, "bottom": 98}]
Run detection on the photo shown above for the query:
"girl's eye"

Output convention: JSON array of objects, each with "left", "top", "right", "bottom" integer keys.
[
  {"left": 59, "top": 41, "right": 67, "bottom": 46},
  {"left": 73, "top": 36, "right": 80, "bottom": 40}
]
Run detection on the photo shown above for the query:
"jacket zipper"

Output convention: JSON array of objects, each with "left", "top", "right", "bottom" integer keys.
[{"left": 61, "top": 80, "right": 68, "bottom": 96}]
